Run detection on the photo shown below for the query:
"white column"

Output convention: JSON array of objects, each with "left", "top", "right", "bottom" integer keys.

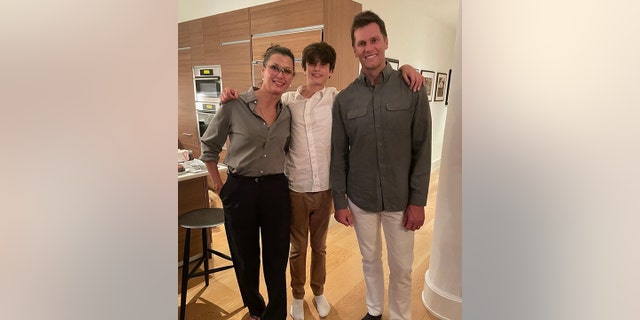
[{"left": 422, "top": 6, "right": 462, "bottom": 320}]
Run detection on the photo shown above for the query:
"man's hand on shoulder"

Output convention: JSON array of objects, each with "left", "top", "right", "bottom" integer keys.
[{"left": 399, "top": 64, "right": 425, "bottom": 92}]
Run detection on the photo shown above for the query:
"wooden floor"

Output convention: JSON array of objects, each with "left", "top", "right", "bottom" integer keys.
[{"left": 178, "top": 169, "right": 441, "bottom": 320}]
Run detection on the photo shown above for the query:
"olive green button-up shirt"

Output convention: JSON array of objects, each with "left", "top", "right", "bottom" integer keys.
[
  {"left": 200, "top": 87, "right": 291, "bottom": 177},
  {"left": 330, "top": 64, "right": 432, "bottom": 212}
]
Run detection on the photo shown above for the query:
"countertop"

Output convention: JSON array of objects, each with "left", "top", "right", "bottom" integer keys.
[{"left": 178, "top": 164, "right": 227, "bottom": 182}]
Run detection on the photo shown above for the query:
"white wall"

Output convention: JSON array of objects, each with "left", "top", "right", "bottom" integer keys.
[
  {"left": 355, "top": 0, "right": 456, "bottom": 166},
  {"left": 178, "top": 0, "right": 458, "bottom": 166}
]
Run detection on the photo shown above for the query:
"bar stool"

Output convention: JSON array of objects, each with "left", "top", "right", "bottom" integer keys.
[{"left": 179, "top": 207, "right": 234, "bottom": 320}]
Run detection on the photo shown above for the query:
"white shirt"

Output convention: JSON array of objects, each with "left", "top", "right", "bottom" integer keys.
[{"left": 282, "top": 86, "right": 338, "bottom": 192}]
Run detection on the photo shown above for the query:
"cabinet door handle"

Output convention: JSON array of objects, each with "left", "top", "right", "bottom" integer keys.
[{"left": 182, "top": 133, "right": 193, "bottom": 136}]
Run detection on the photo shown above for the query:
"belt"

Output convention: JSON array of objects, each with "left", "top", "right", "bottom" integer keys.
[{"left": 227, "top": 171, "right": 286, "bottom": 183}]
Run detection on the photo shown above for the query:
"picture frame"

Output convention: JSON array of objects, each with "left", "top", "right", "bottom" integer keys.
[
  {"left": 386, "top": 58, "right": 399, "bottom": 70},
  {"left": 435, "top": 72, "right": 448, "bottom": 102},
  {"left": 445, "top": 68, "right": 452, "bottom": 106},
  {"left": 420, "top": 70, "right": 435, "bottom": 101}
]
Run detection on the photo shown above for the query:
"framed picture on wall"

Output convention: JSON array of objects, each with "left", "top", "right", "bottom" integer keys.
[
  {"left": 386, "top": 58, "right": 399, "bottom": 70},
  {"left": 435, "top": 72, "right": 448, "bottom": 102},
  {"left": 420, "top": 70, "right": 435, "bottom": 101},
  {"left": 445, "top": 68, "right": 452, "bottom": 105}
]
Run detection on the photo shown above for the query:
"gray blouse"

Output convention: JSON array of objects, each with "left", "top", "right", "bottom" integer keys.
[{"left": 200, "top": 87, "right": 291, "bottom": 177}]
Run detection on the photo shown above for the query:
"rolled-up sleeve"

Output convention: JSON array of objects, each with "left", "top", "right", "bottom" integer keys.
[{"left": 199, "top": 103, "right": 231, "bottom": 163}]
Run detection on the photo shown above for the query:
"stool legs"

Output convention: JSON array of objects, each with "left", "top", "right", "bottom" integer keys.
[
  {"left": 178, "top": 222, "right": 233, "bottom": 320},
  {"left": 180, "top": 228, "right": 191, "bottom": 320},
  {"left": 201, "top": 228, "right": 210, "bottom": 286}
]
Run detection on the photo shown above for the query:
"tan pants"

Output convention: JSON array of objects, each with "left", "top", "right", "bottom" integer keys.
[{"left": 288, "top": 190, "right": 333, "bottom": 299}]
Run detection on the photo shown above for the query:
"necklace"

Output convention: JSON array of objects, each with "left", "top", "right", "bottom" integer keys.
[{"left": 255, "top": 106, "right": 275, "bottom": 125}]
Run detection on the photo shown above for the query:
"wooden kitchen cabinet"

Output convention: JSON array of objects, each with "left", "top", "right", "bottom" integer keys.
[
  {"left": 178, "top": 47, "right": 201, "bottom": 157},
  {"left": 250, "top": 0, "right": 361, "bottom": 90},
  {"left": 251, "top": 29, "right": 323, "bottom": 61},
  {"left": 218, "top": 8, "right": 250, "bottom": 44},
  {"left": 187, "top": 19, "right": 205, "bottom": 66},
  {"left": 178, "top": 22, "right": 189, "bottom": 49},
  {"left": 250, "top": 0, "right": 323, "bottom": 34},
  {"left": 202, "top": 15, "right": 220, "bottom": 65},
  {"left": 217, "top": 8, "right": 252, "bottom": 90},
  {"left": 322, "top": 0, "right": 362, "bottom": 89},
  {"left": 219, "top": 42, "right": 252, "bottom": 91}
]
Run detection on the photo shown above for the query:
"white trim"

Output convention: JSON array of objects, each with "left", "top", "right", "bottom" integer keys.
[
  {"left": 422, "top": 269, "right": 462, "bottom": 320},
  {"left": 252, "top": 25, "right": 324, "bottom": 39},
  {"left": 178, "top": 47, "right": 190, "bottom": 51},
  {"left": 425, "top": 270, "right": 462, "bottom": 302},
  {"left": 220, "top": 39, "right": 250, "bottom": 46},
  {"left": 431, "top": 158, "right": 441, "bottom": 172},
  {"left": 178, "top": 253, "right": 203, "bottom": 268},
  {"left": 421, "top": 295, "right": 448, "bottom": 320}
]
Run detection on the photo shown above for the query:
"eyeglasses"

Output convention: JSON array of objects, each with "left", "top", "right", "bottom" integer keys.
[{"left": 264, "top": 64, "right": 294, "bottom": 77}]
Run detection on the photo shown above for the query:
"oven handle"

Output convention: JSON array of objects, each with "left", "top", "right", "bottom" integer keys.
[{"left": 194, "top": 76, "right": 221, "bottom": 81}]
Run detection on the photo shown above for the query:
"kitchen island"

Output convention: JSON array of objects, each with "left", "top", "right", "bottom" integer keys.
[
  {"left": 178, "top": 165, "right": 228, "bottom": 266},
  {"left": 178, "top": 169, "right": 209, "bottom": 266}
]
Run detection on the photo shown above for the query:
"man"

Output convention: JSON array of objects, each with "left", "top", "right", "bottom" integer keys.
[{"left": 330, "top": 11, "right": 432, "bottom": 320}]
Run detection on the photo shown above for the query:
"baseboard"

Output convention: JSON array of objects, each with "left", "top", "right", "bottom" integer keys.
[
  {"left": 422, "top": 269, "right": 462, "bottom": 320},
  {"left": 178, "top": 253, "right": 203, "bottom": 268},
  {"left": 431, "top": 158, "right": 441, "bottom": 172}
]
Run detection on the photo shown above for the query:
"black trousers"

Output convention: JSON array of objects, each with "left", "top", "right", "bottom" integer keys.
[{"left": 220, "top": 173, "right": 291, "bottom": 320}]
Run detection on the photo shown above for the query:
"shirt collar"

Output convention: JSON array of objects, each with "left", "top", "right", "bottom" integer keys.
[
  {"left": 295, "top": 85, "right": 326, "bottom": 99},
  {"left": 358, "top": 62, "right": 394, "bottom": 87},
  {"left": 242, "top": 86, "right": 284, "bottom": 111},
  {"left": 240, "top": 86, "right": 259, "bottom": 106}
]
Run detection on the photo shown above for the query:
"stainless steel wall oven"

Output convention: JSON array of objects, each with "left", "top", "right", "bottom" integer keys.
[{"left": 193, "top": 65, "right": 222, "bottom": 137}]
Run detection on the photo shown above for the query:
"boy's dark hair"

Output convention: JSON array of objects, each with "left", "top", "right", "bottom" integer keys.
[
  {"left": 301, "top": 42, "right": 337, "bottom": 71},
  {"left": 350, "top": 10, "right": 388, "bottom": 47},
  {"left": 263, "top": 44, "right": 295, "bottom": 70}
]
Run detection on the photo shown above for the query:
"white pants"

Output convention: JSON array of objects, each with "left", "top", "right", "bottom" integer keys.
[{"left": 349, "top": 199, "right": 414, "bottom": 320}]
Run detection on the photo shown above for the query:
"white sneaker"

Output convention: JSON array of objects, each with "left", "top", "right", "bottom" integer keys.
[
  {"left": 290, "top": 298, "right": 304, "bottom": 320},
  {"left": 314, "top": 294, "right": 331, "bottom": 318}
]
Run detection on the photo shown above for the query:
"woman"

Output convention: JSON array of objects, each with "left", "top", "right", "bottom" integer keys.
[{"left": 200, "top": 45, "right": 295, "bottom": 320}]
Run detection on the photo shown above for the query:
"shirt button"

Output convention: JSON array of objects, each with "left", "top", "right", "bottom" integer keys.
[
  {"left": 263, "top": 154, "right": 267, "bottom": 158},
  {"left": 260, "top": 170, "right": 264, "bottom": 174}
]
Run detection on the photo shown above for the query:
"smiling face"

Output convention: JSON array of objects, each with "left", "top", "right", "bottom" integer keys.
[
  {"left": 261, "top": 53, "right": 295, "bottom": 95},
  {"left": 304, "top": 62, "right": 333, "bottom": 87},
  {"left": 353, "top": 22, "right": 389, "bottom": 78}
]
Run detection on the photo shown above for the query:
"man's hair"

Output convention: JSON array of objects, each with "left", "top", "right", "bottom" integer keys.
[
  {"left": 263, "top": 44, "right": 295, "bottom": 70},
  {"left": 350, "top": 10, "right": 388, "bottom": 47},
  {"left": 301, "top": 42, "right": 337, "bottom": 71}
]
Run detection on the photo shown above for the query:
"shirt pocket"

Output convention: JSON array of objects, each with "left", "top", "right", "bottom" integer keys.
[
  {"left": 347, "top": 107, "right": 368, "bottom": 119},
  {"left": 385, "top": 103, "right": 411, "bottom": 111},
  {"left": 384, "top": 102, "right": 413, "bottom": 129}
]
